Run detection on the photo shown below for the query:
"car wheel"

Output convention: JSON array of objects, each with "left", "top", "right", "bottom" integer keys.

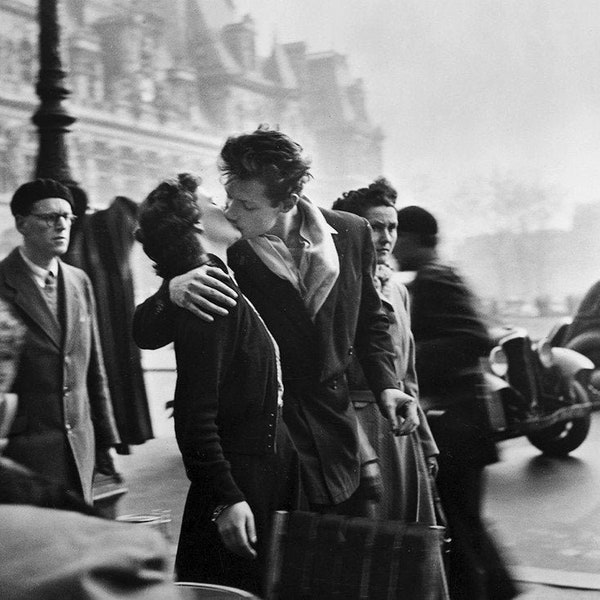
[{"left": 526, "top": 381, "right": 591, "bottom": 456}]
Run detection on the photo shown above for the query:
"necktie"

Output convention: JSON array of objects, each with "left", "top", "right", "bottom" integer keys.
[{"left": 43, "top": 271, "right": 58, "bottom": 316}]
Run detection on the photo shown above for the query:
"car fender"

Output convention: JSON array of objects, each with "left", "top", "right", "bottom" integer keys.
[{"left": 550, "top": 346, "right": 594, "bottom": 379}]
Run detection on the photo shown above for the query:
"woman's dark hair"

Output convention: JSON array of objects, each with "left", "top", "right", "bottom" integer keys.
[
  {"left": 332, "top": 177, "right": 397, "bottom": 218},
  {"left": 219, "top": 125, "right": 312, "bottom": 205},
  {"left": 135, "top": 173, "right": 208, "bottom": 279}
]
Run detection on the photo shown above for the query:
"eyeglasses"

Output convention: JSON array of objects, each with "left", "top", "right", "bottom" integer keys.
[{"left": 29, "top": 212, "right": 77, "bottom": 227}]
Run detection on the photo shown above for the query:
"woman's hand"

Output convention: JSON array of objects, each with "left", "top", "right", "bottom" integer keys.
[{"left": 214, "top": 501, "right": 257, "bottom": 559}]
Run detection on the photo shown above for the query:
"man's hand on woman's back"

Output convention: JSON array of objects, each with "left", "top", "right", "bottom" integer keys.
[{"left": 169, "top": 265, "right": 238, "bottom": 322}]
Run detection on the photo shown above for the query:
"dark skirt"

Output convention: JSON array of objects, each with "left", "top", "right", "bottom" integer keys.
[
  {"left": 353, "top": 399, "right": 438, "bottom": 524},
  {"left": 175, "top": 453, "right": 278, "bottom": 594},
  {"left": 175, "top": 423, "right": 301, "bottom": 595}
]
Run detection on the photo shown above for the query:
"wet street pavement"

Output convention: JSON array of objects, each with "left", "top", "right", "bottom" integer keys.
[
  {"left": 117, "top": 357, "right": 600, "bottom": 598},
  {"left": 485, "top": 412, "right": 600, "bottom": 598}
]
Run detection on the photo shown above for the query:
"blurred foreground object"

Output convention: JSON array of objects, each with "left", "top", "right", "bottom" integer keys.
[{"left": 0, "top": 504, "right": 182, "bottom": 600}]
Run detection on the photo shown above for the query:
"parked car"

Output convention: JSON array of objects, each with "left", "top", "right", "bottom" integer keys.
[{"left": 482, "top": 324, "right": 598, "bottom": 456}]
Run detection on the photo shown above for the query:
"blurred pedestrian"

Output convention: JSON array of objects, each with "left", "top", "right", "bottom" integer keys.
[
  {"left": 395, "top": 205, "right": 518, "bottom": 600},
  {"left": 332, "top": 179, "right": 441, "bottom": 524},
  {"left": 0, "top": 179, "right": 121, "bottom": 506},
  {"left": 136, "top": 173, "right": 288, "bottom": 594},
  {"left": 134, "top": 127, "right": 417, "bottom": 517}
]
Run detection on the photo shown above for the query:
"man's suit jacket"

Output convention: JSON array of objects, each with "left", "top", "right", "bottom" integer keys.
[
  {"left": 0, "top": 248, "right": 119, "bottom": 503},
  {"left": 134, "top": 208, "right": 398, "bottom": 505}
]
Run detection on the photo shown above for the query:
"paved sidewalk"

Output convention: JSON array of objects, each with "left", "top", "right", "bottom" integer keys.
[{"left": 117, "top": 435, "right": 600, "bottom": 599}]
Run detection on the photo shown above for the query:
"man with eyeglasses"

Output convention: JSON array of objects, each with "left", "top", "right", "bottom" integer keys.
[{"left": 0, "top": 178, "right": 121, "bottom": 507}]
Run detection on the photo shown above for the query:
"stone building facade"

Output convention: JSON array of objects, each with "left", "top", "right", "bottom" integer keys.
[{"left": 0, "top": 0, "right": 383, "bottom": 232}]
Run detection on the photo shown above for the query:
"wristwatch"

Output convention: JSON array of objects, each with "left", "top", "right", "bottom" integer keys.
[{"left": 210, "top": 504, "right": 231, "bottom": 523}]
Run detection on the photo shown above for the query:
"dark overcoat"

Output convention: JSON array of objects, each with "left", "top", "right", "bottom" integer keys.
[
  {"left": 0, "top": 249, "right": 120, "bottom": 503},
  {"left": 65, "top": 197, "right": 153, "bottom": 448},
  {"left": 227, "top": 209, "right": 398, "bottom": 504}
]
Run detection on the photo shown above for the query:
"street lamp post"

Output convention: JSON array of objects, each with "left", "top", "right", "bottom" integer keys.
[{"left": 33, "top": 0, "right": 76, "bottom": 185}]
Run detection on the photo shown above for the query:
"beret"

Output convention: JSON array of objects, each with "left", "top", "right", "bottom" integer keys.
[
  {"left": 11, "top": 179, "right": 75, "bottom": 216},
  {"left": 396, "top": 205, "right": 438, "bottom": 235}
]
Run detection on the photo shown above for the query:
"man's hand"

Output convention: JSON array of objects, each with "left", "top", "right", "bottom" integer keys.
[
  {"left": 378, "top": 388, "right": 420, "bottom": 436},
  {"left": 169, "top": 265, "right": 238, "bottom": 322},
  {"left": 215, "top": 501, "right": 257, "bottom": 560}
]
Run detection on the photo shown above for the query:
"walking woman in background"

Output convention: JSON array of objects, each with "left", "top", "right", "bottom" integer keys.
[{"left": 135, "top": 174, "right": 287, "bottom": 595}]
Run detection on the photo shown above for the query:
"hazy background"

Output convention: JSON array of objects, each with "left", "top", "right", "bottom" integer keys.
[{"left": 236, "top": 0, "right": 600, "bottom": 233}]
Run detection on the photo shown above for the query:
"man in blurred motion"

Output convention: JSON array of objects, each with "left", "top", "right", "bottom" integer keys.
[{"left": 395, "top": 205, "right": 518, "bottom": 600}]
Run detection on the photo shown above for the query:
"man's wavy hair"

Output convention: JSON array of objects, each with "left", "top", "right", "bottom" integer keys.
[
  {"left": 219, "top": 125, "right": 312, "bottom": 205},
  {"left": 136, "top": 173, "right": 208, "bottom": 279},
  {"left": 332, "top": 177, "right": 397, "bottom": 218}
]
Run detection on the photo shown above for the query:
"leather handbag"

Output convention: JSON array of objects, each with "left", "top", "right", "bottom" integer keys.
[{"left": 264, "top": 510, "right": 448, "bottom": 600}]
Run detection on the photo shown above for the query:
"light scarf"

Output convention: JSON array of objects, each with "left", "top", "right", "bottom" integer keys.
[{"left": 248, "top": 196, "right": 340, "bottom": 320}]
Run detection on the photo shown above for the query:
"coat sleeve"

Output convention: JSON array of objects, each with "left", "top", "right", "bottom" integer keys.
[
  {"left": 354, "top": 220, "right": 400, "bottom": 395},
  {"left": 393, "top": 282, "right": 439, "bottom": 457},
  {"left": 174, "top": 312, "right": 245, "bottom": 507},
  {"left": 132, "top": 281, "right": 177, "bottom": 350},
  {"left": 410, "top": 266, "right": 491, "bottom": 386},
  {"left": 84, "top": 275, "right": 120, "bottom": 448}
]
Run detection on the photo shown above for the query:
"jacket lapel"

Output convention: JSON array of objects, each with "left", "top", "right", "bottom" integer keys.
[
  {"left": 314, "top": 212, "right": 348, "bottom": 346},
  {"left": 2, "top": 249, "right": 62, "bottom": 349}
]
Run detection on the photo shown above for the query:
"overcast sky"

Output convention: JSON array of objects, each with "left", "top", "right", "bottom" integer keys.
[{"left": 235, "top": 0, "right": 600, "bottom": 228}]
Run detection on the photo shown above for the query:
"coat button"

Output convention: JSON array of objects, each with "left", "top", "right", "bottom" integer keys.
[
  {"left": 65, "top": 423, "right": 72, "bottom": 431},
  {"left": 348, "top": 347, "right": 354, "bottom": 356}
]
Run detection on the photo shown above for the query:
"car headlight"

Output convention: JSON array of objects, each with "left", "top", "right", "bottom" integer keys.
[
  {"left": 536, "top": 340, "right": 554, "bottom": 369},
  {"left": 489, "top": 346, "right": 508, "bottom": 377}
]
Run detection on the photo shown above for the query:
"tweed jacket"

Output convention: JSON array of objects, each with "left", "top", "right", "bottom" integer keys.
[{"left": 0, "top": 248, "right": 120, "bottom": 503}]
